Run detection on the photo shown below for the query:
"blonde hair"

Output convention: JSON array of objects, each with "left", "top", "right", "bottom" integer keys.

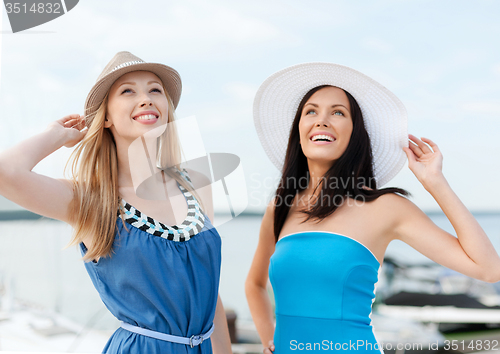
[{"left": 66, "top": 85, "right": 204, "bottom": 262}]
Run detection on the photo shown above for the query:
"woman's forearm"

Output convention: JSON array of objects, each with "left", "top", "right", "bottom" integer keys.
[
  {"left": 0, "top": 128, "right": 65, "bottom": 172},
  {"left": 425, "top": 175, "right": 500, "bottom": 281},
  {"left": 245, "top": 283, "right": 275, "bottom": 347},
  {"left": 0, "top": 115, "right": 85, "bottom": 182},
  {"left": 0, "top": 125, "right": 66, "bottom": 174},
  {"left": 211, "top": 295, "right": 233, "bottom": 354},
  {"left": 0, "top": 116, "right": 84, "bottom": 223}
]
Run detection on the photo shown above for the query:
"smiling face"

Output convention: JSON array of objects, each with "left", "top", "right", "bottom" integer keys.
[
  {"left": 105, "top": 70, "right": 169, "bottom": 143},
  {"left": 298, "top": 86, "right": 353, "bottom": 169}
]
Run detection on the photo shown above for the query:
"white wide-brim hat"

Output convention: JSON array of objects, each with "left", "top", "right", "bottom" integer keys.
[{"left": 253, "top": 62, "right": 408, "bottom": 187}]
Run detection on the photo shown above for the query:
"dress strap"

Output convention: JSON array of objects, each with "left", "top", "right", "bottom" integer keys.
[{"left": 120, "top": 322, "right": 214, "bottom": 348}]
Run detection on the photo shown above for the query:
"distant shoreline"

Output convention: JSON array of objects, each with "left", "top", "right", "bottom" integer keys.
[{"left": 1, "top": 209, "right": 500, "bottom": 221}]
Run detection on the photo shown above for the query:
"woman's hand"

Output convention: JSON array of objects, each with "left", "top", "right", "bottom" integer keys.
[
  {"left": 263, "top": 340, "right": 275, "bottom": 353},
  {"left": 47, "top": 114, "right": 88, "bottom": 148},
  {"left": 403, "top": 134, "right": 444, "bottom": 189}
]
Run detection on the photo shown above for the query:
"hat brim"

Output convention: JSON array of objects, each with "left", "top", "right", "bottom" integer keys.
[
  {"left": 84, "top": 62, "right": 182, "bottom": 126},
  {"left": 253, "top": 62, "right": 408, "bottom": 187}
]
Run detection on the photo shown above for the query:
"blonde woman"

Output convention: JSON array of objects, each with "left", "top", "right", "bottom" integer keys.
[{"left": 0, "top": 52, "right": 232, "bottom": 353}]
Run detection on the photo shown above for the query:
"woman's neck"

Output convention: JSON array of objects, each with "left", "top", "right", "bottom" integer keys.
[
  {"left": 115, "top": 134, "right": 172, "bottom": 198},
  {"left": 305, "top": 160, "right": 332, "bottom": 196}
]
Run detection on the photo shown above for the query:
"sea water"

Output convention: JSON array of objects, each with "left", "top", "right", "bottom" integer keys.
[{"left": 0, "top": 212, "right": 499, "bottom": 331}]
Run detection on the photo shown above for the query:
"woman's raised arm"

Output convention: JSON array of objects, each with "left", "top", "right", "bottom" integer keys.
[
  {"left": 0, "top": 114, "right": 87, "bottom": 225},
  {"left": 391, "top": 135, "right": 500, "bottom": 283}
]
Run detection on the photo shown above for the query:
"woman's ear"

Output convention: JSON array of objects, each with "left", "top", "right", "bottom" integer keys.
[{"left": 104, "top": 116, "right": 113, "bottom": 128}]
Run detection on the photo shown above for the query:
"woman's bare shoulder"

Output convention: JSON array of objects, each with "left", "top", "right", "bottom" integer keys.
[
  {"left": 373, "top": 190, "right": 409, "bottom": 203},
  {"left": 364, "top": 191, "right": 423, "bottom": 238},
  {"left": 264, "top": 196, "right": 278, "bottom": 217},
  {"left": 377, "top": 191, "right": 415, "bottom": 209}
]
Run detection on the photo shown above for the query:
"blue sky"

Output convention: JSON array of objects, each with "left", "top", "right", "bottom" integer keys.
[{"left": 1, "top": 0, "right": 499, "bottom": 212}]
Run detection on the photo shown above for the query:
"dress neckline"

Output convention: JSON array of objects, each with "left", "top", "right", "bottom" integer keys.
[
  {"left": 119, "top": 178, "right": 205, "bottom": 242},
  {"left": 277, "top": 231, "right": 380, "bottom": 266}
]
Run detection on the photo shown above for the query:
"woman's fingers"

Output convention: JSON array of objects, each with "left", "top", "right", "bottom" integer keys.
[
  {"left": 420, "top": 136, "right": 440, "bottom": 153},
  {"left": 408, "top": 135, "right": 425, "bottom": 155},
  {"left": 73, "top": 115, "right": 86, "bottom": 130},
  {"left": 57, "top": 114, "right": 81, "bottom": 125},
  {"left": 403, "top": 146, "right": 414, "bottom": 161},
  {"left": 63, "top": 115, "right": 86, "bottom": 130},
  {"left": 408, "top": 138, "right": 424, "bottom": 157},
  {"left": 263, "top": 340, "right": 275, "bottom": 353},
  {"left": 409, "top": 134, "right": 433, "bottom": 153},
  {"left": 64, "top": 119, "right": 78, "bottom": 128},
  {"left": 403, "top": 146, "right": 420, "bottom": 172}
]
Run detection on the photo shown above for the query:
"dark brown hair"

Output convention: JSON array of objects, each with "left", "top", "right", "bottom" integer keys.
[{"left": 273, "top": 85, "right": 410, "bottom": 242}]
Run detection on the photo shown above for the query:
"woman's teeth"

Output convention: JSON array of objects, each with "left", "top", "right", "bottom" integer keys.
[
  {"left": 134, "top": 114, "right": 157, "bottom": 120},
  {"left": 311, "top": 134, "right": 335, "bottom": 142}
]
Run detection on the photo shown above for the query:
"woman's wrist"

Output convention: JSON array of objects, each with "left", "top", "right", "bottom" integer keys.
[
  {"left": 421, "top": 173, "right": 448, "bottom": 194},
  {"left": 45, "top": 120, "right": 71, "bottom": 147}
]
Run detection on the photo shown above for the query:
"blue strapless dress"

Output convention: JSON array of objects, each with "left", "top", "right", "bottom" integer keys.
[{"left": 269, "top": 231, "right": 383, "bottom": 353}]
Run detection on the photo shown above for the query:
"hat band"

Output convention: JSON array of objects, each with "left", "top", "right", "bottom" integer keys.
[{"left": 110, "top": 60, "right": 145, "bottom": 73}]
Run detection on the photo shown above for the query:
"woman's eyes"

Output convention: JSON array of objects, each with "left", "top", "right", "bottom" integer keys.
[
  {"left": 305, "top": 109, "right": 344, "bottom": 116},
  {"left": 121, "top": 88, "right": 163, "bottom": 94}
]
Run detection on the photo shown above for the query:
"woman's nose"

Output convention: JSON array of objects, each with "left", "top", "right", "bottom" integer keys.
[
  {"left": 139, "top": 94, "right": 153, "bottom": 107},
  {"left": 315, "top": 114, "right": 329, "bottom": 127}
]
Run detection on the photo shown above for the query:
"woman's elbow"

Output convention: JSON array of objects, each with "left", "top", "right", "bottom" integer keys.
[
  {"left": 244, "top": 276, "right": 263, "bottom": 298},
  {"left": 244, "top": 277, "right": 254, "bottom": 296},
  {"left": 0, "top": 166, "right": 19, "bottom": 192},
  {"left": 479, "top": 268, "right": 500, "bottom": 283}
]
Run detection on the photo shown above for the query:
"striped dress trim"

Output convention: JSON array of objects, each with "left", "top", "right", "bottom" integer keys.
[{"left": 118, "top": 169, "right": 205, "bottom": 241}]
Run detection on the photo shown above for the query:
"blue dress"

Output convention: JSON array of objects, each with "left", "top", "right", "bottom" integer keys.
[
  {"left": 80, "top": 175, "right": 221, "bottom": 353},
  {"left": 269, "top": 231, "right": 382, "bottom": 353}
]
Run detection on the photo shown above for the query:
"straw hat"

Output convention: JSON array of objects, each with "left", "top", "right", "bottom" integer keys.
[
  {"left": 253, "top": 62, "right": 408, "bottom": 187},
  {"left": 84, "top": 51, "right": 182, "bottom": 127}
]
